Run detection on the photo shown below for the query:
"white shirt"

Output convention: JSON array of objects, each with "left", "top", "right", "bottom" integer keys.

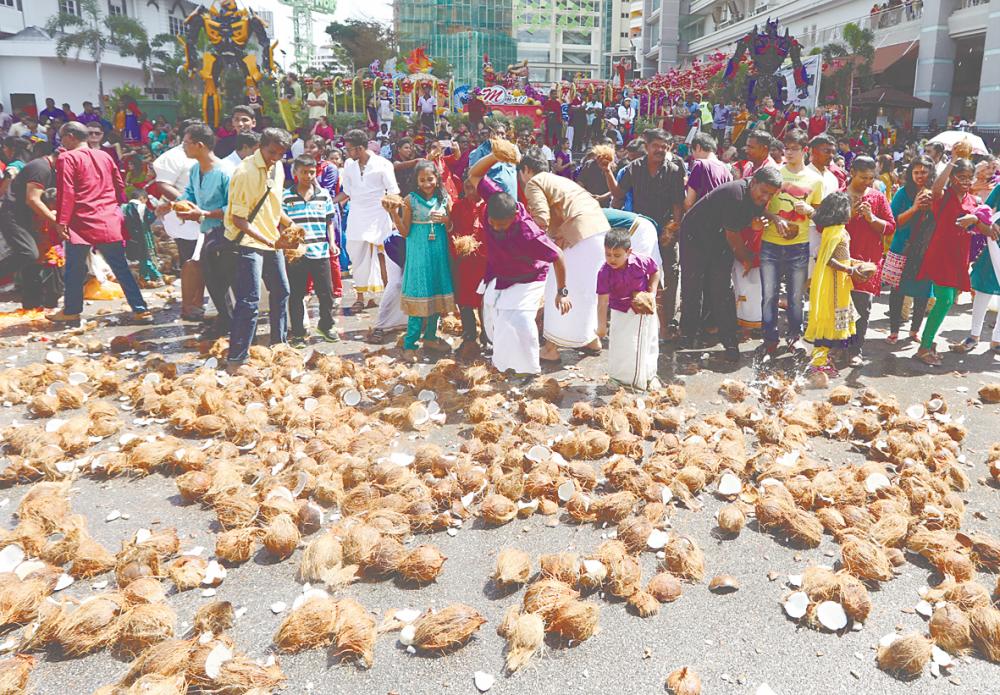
[
  {"left": 617, "top": 104, "right": 636, "bottom": 124},
  {"left": 290, "top": 138, "right": 305, "bottom": 158},
  {"left": 341, "top": 153, "right": 399, "bottom": 244},
  {"left": 153, "top": 144, "right": 200, "bottom": 241},
  {"left": 418, "top": 94, "right": 436, "bottom": 115},
  {"left": 8, "top": 122, "right": 32, "bottom": 139},
  {"left": 306, "top": 91, "right": 328, "bottom": 120},
  {"left": 223, "top": 150, "right": 244, "bottom": 171},
  {"left": 540, "top": 144, "right": 555, "bottom": 162},
  {"left": 378, "top": 98, "right": 393, "bottom": 122}
]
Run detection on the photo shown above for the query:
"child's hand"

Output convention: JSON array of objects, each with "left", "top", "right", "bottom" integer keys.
[
  {"left": 956, "top": 213, "right": 979, "bottom": 227},
  {"left": 429, "top": 211, "right": 448, "bottom": 224}
]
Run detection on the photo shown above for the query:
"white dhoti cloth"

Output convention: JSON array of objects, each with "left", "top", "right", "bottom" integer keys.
[
  {"left": 608, "top": 308, "right": 659, "bottom": 390},
  {"left": 732, "top": 260, "right": 762, "bottom": 328},
  {"left": 543, "top": 231, "right": 607, "bottom": 348},
  {"left": 347, "top": 240, "right": 384, "bottom": 294},
  {"left": 808, "top": 223, "right": 821, "bottom": 278},
  {"left": 374, "top": 256, "right": 407, "bottom": 331},
  {"left": 629, "top": 217, "right": 664, "bottom": 284},
  {"left": 482, "top": 278, "right": 546, "bottom": 374}
]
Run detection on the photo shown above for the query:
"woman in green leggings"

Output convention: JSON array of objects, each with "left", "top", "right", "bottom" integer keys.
[{"left": 913, "top": 157, "right": 1000, "bottom": 365}]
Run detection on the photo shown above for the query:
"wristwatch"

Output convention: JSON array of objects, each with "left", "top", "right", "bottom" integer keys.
[
  {"left": 198, "top": 212, "right": 206, "bottom": 224},
  {"left": 558, "top": 287, "right": 569, "bottom": 297}
]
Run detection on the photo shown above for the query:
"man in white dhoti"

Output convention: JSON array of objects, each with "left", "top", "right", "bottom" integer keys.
[
  {"left": 335, "top": 129, "right": 399, "bottom": 311},
  {"left": 517, "top": 148, "right": 610, "bottom": 364},
  {"left": 467, "top": 147, "right": 572, "bottom": 375}
]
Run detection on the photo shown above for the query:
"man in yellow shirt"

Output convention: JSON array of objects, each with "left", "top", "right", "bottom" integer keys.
[
  {"left": 225, "top": 127, "right": 295, "bottom": 371},
  {"left": 759, "top": 129, "right": 825, "bottom": 357}
]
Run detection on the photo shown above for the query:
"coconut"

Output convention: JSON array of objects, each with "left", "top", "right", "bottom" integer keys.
[
  {"left": 932, "top": 550, "right": 975, "bottom": 583},
  {"left": 412, "top": 604, "right": 485, "bottom": 652},
  {"left": 166, "top": 557, "right": 206, "bottom": 592},
  {"left": 708, "top": 574, "right": 740, "bottom": 594},
  {"left": 116, "top": 603, "right": 177, "bottom": 658},
  {"left": 593, "top": 491, "right": 638, "bottom": 523},
  {"left": 523, "top": 579, "right": 579, "bottom": 622},
  {"left": 578, "top": 559, "right": 607, "bottom": 591},
  {"left": 213, "top": 492, "right": 259, "bottom": 531},
  {"left": 959, "top": 533, "right": 1000, "bottom": 573},
  {"left": 969, "top": 606, "right": 1000, "bottom": 663},
  {"left": 212, "top": 657, "right": 286, "bottom": 694},
  {"left": 175, "top": 471, "right": 213, "bottom": 503},
  {"left": 341, "top": 525, "right": 382, "bottom": 566},
  {"left": 496, "top": 605, "right": 520, "bottom": 640},
  {"left": 717, "top": 504, "right": 746, "bottom": 535},
  {"left": 877, "top": 632, "right": 932, "bottom": 680},
  {"left": 215, "top": 527, "right": 261, "bottom": 565},
  {"left": 115, "top": 546, "right": 160, "bottom": 589},
  {"left": 661, "top": 535, "right": 705, "bottom": 582},
  {"left": 837, "top": 573, "right": 871, "bottom": 623},
  {"left": 666, "top": 666, "right": 702, "bottom": 695},
  {"left": 784, "top": 508, "right": 823, "bottom": 548},
  {"left": 480, "top": 494, "right": 518, "bottom": 526},
  {"left": 273, "top": 596, "right": 338, "bottom": 653},
  {"left": 0, "top": 577, "right": 48, "bottom": 627},
  {"left": 581, "top": 430, "right": 611, "bottom": 459},
  {"left": 841, "top": 536, "right": 894, "bottom": 582},
  {"left": 616, "top": 517, "right": 654, "bottom": 554},
  {"left": 298, "top": 534, "right": 344, "bottom": 584},
  {"left": 978, "top": 383, "right": 1000, "bottom": 403},
  {"left": 0, "top": 655, "right": 36, "bottom": 694},
  {"left": 647, "top": 573, "right": 683, "bottom": 603},
  {"left": 718, "top": 380, "right": 749, "bottom": 403},
  {"left": 627, "top": 589, "right": 659, "bottom": 617},
  {"left": 572, "top": 402, "right": 594, "bottom": 424},
  {"left": 29, "top": 394, "right": 59, "bottom": 418},
  {"left": 123, "top": 577, "right": 168, "bottom": 605},
  {"left": 56, "top": 594, "right": 124, "bottom": 655},
  {"left": 193, "top": 601, "right": 235, "bottom": 635},
  {"left": 539, "top": 553, "right": 580, "bottom": 586},
  {"left": 929, "top": 604, "right": 972, "bottom": 655},
  {"left": 547, "top": 600, "right": 599, "bottom": 641},
  {"left": 397, "top": 545, "right": 446, "bottom": 584},
  {"left": 493, "top": 549, "right": 532, "bottom": 587},
  {"left": 332, "top": 598, "right": 376, "bottom": 667},
  {"left": 504, "top": 611, "right": 544, "bottom": 673}
]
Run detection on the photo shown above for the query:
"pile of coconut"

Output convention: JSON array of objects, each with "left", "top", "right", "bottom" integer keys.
[{"left": 0, "top": 339, "right": 998, "bottom": 691}]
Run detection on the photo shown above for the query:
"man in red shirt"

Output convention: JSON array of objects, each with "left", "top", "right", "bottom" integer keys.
[
  {"left": 47, "top": 121, "right": 152, "bottom": 326},
  {"left": 808, "top": 107, "right": 827, "bottom": 138}
]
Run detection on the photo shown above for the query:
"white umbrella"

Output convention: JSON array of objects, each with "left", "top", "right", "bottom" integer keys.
[{"left": 927, "top": 130, "right": 990, "bottom": 156}]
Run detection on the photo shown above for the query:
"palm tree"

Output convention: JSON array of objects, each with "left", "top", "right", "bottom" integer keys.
[{"left": 45, "top": 0, "right": 153, "bottom": 105}]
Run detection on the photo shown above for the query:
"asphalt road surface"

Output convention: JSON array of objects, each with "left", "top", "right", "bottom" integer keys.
[{"left": 1, "top": 282, "right": 998, "bottom": 695}]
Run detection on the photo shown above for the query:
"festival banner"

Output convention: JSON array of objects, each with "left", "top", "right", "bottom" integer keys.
[{"left": 781, "top": 54, "right": 822, "bottom": 111}]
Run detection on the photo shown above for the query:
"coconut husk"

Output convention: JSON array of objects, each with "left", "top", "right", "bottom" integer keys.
[
  {"left": 332, "top": 598, "right": 376, "bottom": 667},
  {"left": 627, "top": 589, "right": 659, "bottom": 617},
  {"left": 56, "top": 593, "right": 124, "bottom": 656},
  {"left": 606, "top": 552, "right": 642, "bottom": 598},
  {"left": 213, "top": 491, "right": 259, "bottom": 531},
  {"left": 932, "top": 550, "right": 975, "bottom": 583},
  {"left": 215, "top": 527, "right": 262, "bottom": 565},
  {"left": 20, "top": 599, "right": 65, "bottom": 651},
  {"left": 877, "top": 632, "right": 931, "bottom": 680},
  {"left": 978, "top": 383, "right": 1000, "bottom": 403},
  {"left": 214, "top": 656, "right": 286, "bottom": 694},
  {"left": 593, "top": 491, "right": 637, "bottom": 523},
  {"left": 504, "top": 611, "right": 544, "bottom": 673},
  {"left": 480, "top": 494, "right": 517, "bottom": 525},
  {"left": 29, "top": 394, "right": 59, "bottom": 418},
  {"left": 119, "top": 638, "right": 193, "bottom": 687},
  {"left": 969, "top": 606, "right": 1000, "bottom": 663},
  {"left": 523, "top": 579, "right": 579, "bottom": 622},
  {"left": 661, "top": 535, "right": 705, "bottom": 582},
  {"left": 166, "top": 557, "right": 207, "bottom": 592},
  {"left": 582, "top": 430, "right": 611, "bottom": 458},
  {"left": 115, "top": 546, "right": 161, "bottom": 589},
  {"left": 647, "top": 572, "right": 683, "bottom": 603},
  {"left": 16, "top": 482, "right": 71, "bottom": 530},
  {"left": 519, "top": 399, "right": 561, "bottom": 425},
  {"left": 0, "top": 578, "right": 50, "bottom": 627},
  {"left": 193, "top": 601, "right": 235, "bottom": 636},
  {"left": 539, "top": 553, "right": 580, "bottom": 586},
  {"left": 841, "top": 536, "right": 894, "bottom": 582},
  {"left": 298, "top": 533, "right": 344, "bottom": 584},
  {"left": 493, "top": 549, "right": 532, "bottom": 588},
  {"left": 957, "top": 532, "right": 1000, "bottom": 573},
  {"left": 412, "top": 603, "right": 485, "bottom": 652},
  {"left": 397, "top": 545, "right": 446, "bottom": 584},
  {"left": 262, "top": 513, "right": 300, "bottom": 560},
  {"left": 717, "top": 504, "right": 746, "bottom": 535},
  {"left": 489, "top": 138, "right": 520, "bottom": 164},
  {"left": 175, "top": 471, "right": 214, "bottom": 503},
  {"left": 0, "top": 655, "right": 36, "bottom": 694},
  {"left": 273, "top": 596, "right": 338, "bottom": 653},
  {"left": 547, "top": 599, "right": 599, "bottom": 641},
  {"left": 452, "top": 234, "right": 482, "bottom": 257},
  {"left": 116, "top": 602, "right": 177, "bottom": 658},
  {"left": 341, "top": 524, "right": 382, "bottom": 567},
  {"left": 123, "top": 577, "right": 168, "bottom": 605},
  {"left": 929, "top": 604, "right": 972, "bottom": 655},
  {"left": 784, "top": 508, "right": 823, "bottom": 548},
  {"left": 666, "top": 666, "right": 702, "bottom": 695}
]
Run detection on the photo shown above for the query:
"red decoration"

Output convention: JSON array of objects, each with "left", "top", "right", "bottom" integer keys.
[
  {"left": 401, "top": 79, "right": 414, "bottom": 95},
  {"left": 363, "top": 78, "right": 374, "bottom": 91}
]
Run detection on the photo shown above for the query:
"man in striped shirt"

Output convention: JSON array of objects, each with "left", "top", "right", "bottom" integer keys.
[{"left": 282, "top": 155, "right": 340, "bottom": 346}]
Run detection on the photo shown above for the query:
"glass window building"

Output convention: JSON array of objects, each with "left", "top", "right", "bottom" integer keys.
[{"left": 395, "top": 0, "right": 517, "bottom": 87}]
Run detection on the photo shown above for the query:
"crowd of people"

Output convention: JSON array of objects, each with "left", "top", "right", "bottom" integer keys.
[{"left": 1, "top": 94, "right": 1000, "bottom": 387}]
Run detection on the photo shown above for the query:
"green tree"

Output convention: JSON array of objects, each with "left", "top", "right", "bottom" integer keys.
[
  {"left": 430, "top": 58, "right": 453, "bottom": 81},
  {"left": 821, "top": 22, "right": 875, "bottom": 117},
  {"left": 45, "top": 0, "right": 155, "bottom": 105},
  {"left": 325, "top": 20, "right": 395, "bottom": 75}
]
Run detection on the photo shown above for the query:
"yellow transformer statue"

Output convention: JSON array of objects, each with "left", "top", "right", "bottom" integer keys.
[{"left": 180, "top": 0, "right": 278, "bottom": 128}]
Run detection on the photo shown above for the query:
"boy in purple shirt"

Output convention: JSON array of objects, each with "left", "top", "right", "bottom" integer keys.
[
  {"left": 467, "top": 145, "right": 571, "bottom": 376},
  {"left": 597, "top": 227, "right": 661, "bottom": 390}
]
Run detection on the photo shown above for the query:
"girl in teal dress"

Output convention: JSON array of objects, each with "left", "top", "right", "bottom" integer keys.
[
  {"left": 956, "top": 183, "right": 1000, "bottom": 352},
  {"left": 385, "top": 160, "right": 456, "bottom": 352}
]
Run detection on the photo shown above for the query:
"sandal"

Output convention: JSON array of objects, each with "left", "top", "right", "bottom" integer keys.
[
  {"left": 423, "top": 339, "right": 452, "bottom": 353},
  {"left": 914, "top": 348, "right": 942, "bottom": 366},
  {"left": 885, "top": 333, "right": 898, "bottom": 345},
  {"left": 349, "top": 300, "right": 365, "bottom": 313},
  {"left": 950, "top": 337, "right": 978, "bottom": 353}
]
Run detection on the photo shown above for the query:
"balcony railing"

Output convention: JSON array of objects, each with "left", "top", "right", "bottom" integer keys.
[
  {"left": 870, "top": 4, "right": 923, "bottom": 31},
  {"left": 958, "top": 0, "right": 990, "bottom": 7}
]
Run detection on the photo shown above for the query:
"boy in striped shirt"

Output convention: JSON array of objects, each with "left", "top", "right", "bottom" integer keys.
[{"left": 282, "top": 155, "right": 340, "bottom": 345}]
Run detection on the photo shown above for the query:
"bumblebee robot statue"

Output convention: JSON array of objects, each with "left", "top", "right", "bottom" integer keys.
[{"left": 181, "top": 0, "right": 278, "bottom": 127}]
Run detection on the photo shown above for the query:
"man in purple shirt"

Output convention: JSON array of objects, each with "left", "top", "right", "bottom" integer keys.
[
  {"left": 467, "top": 146, "right": 571, "bottom": 376},
  {"left": 684, "top": 133, "right": 732, "bottom": 208},
  {"left": 76, "top": 101, "right": 101, "bottom": 126},
  {"left": 38, "top": 98, "right": 66, "bottom": 124}
]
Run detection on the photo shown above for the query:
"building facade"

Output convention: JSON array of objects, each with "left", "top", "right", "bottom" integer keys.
[
  {"left": 633, "top": 0, "right": 684, "bottom": 77},
  {"left": 513, "top": 0, "right": 603, "bottom": 86},
  {"left": 603, "top": 0, "right": 637, "bottom": 80},
  {"left": 395, "top": 0, "right": 517, "bottom": 88},
  {"left": 683, "top": 0, "right": 1000, "bottom": 127}
]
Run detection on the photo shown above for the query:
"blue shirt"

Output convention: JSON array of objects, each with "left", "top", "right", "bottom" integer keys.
[
  {"left": 468, "top": 140, "right": 517, "bottom": 196},
  {"left": 282, "top": 184, "right": 336, "bottom": 259},
  {"left": 182, "top": 159, "right": 233, "bottom": 233}
]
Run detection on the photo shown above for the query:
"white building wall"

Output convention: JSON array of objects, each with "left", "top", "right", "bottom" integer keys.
[{"left": 515, "top": 0, "right": 603, "bottom": 86}]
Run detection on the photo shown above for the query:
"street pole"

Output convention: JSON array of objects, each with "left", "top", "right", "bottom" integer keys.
[{"left": 847, "top": 68, "right": 854, "bottom": 132}]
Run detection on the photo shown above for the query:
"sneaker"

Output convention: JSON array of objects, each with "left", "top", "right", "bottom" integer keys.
[
  {"left": 289, "top": 335, "right": 307, "bottom": 348},
  {"left": 723, "top": 346, "right": 740, "bottom": 364},
  {"left": 131, "top": 311, "right": 155, "bottom": 325},
  {"left": 848, "top": 353, "right": 865, "bottom": 367},
  {"left": 756, "top": 341, "right": 780, "bottom": 358},
  {"left": 316, "top": 326, "right": 340, "bottom": 343},
  {"left": 45, "top": 311, "right": 81, "bottom": 326}
]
